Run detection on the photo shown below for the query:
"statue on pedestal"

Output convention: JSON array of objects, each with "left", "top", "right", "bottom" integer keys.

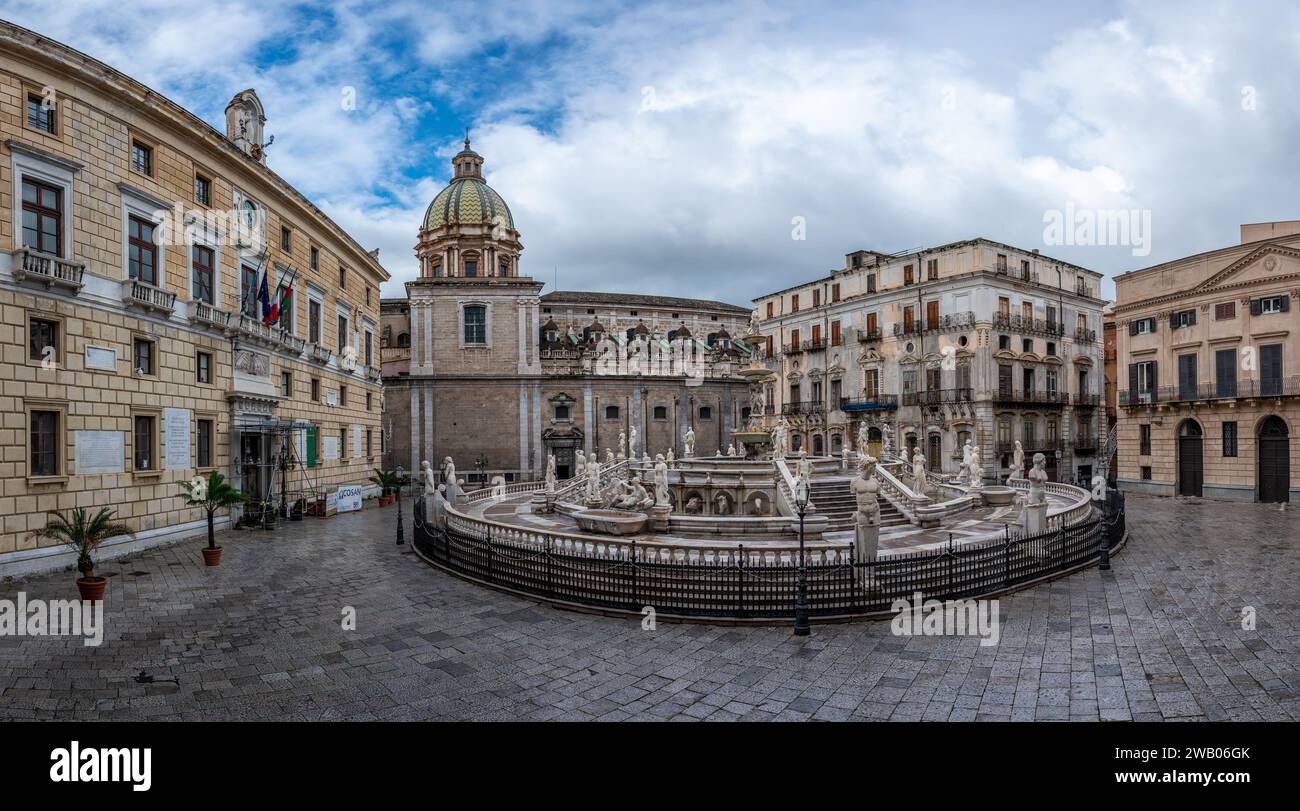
[
  {"left": 961, "top": 439, "right": 974, "bottom": 485},
  {"left": 683, "top": 426, "right": 696, "bottom": 457},
  {"left": 772, "top": 419, "right": 788, "bottom": 460},
  {"left": 1028, "top": 453, "right": 1048, "bottom": 505},
  {"left": 654, "top": 455, "right": 670, "bottom": 507},
  {"left": 1011, "top": 440, "right": 1026, "bottom": 479},
  {"left": 421, "top": 460, "right": 436, "bottom": 496},
  {"left": 851, "top": 455, "right": 881, "bottom": 562},
  {"left": 585, "top": 459, "right": 601, "bottom": 503},
  {"left": 605, "top": 448, "right": 615, "bottom": 465},
  {"left": 666, "top": 448, "right": 675, "bottom": 467},
  {"left": 857, "top": 422, "right": 869, "bottom": 455},
  {"left": 575, "top": 449, "right": 587, "bottom": 475},
  {"left": 545, "top": 454, "right": 557, "bottom": 494},
  {"left": 911, "top": 448, "right": 928, "bottom": 495},
  {"left": 618, "top": 430, "right": 627, "bottom": 459},
  {"left": 798, "top": 449, "right": 813, "bottom": 482},
  {"left": 431, "top": 483, "right": 449, "bottom": 529},
  {"left": 616, "top": 474, "right": 653, "bottom": 510},
  {"left": 629, "top": 426, "right": 639, "bottom": 458},
  {"left": 967, "top": 445, "right": 984, "bottom": 491},
  {"left": 882, "top": 423, "right": 893, "bottom": 458}
]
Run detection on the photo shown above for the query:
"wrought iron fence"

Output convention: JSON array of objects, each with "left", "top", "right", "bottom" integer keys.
[{"left": 413, "top": 497, "right": 1124, "bottom": 619}]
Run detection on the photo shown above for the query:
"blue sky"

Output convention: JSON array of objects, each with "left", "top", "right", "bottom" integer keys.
[{"left": 3, "top": 0, "right": 1298, "bottom": 305}]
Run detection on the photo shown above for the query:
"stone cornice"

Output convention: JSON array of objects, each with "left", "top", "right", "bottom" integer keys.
[{"left": 1114, "top": 244, "right": 1300, "bottom": 315}]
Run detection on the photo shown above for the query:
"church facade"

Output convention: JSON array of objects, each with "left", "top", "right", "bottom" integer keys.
[{"left": 380, "top": 142, "right": 752, "bottom": 484}]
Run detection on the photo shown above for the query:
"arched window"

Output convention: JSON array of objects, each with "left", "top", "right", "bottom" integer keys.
[
  {"left": 498, "top": 261, "right": 510, "bottom": 277},
  {"left": 463, "top": 305, "right": 486, "bottom": 344},
  {"left": 397, "top": 332, "right": 410, "bottom": 348},
  {"left": 464, "top": 254, "right": 479, "bottom": 277},
  {"left": 431, "top": 260, "right": 442, "bottom": 278}
]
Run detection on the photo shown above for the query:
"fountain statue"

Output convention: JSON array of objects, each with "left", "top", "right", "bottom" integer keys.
[
  {"left": 851, "top": 455, "right": 881, "bottom": 562},
  {"left": 575, "top": 448, "right": 587, "bottom": 475},
  {"left": 431, "top": 483, "right": 449, "bottom": 529},
  {"left": 615, "top": 474, "right": 654, "bottom": 510},
  {"left": 605, "top": 448, "right": 615, "bottom": 465},
  {"left": 629, "top": 426, "right": 639, "bottom": 458},
  {"left": 618, "top": 430, "right": 627, "bottom": 459},
  {"left": 771, "top": 419, "right": 788, "bottom": 461},
  {"left": 545, "top": 454, "right": 557, "bottom": 494},
  {"left": 961, "top": 439, "right": 974, "bottom": 485},
  {"left": 857, "top": 422, "right": 869, "bottom": 455},
  {"left": 968, "top": 444, "right": 984, "bottom": 493},
  {"left": 1024, "top": 452, "right": 1049, "bottom": 534},
  {"left": 585, "top": 459, "right": 602, "bottom": 505},
  {"left": 911, "top": 448, "right": 928, "bottom": 496},
  {"left": 653, "top": 455, "right": 670, "bottom": 507},
  {"left": 683, "top": 426, "right": 696, "bottom": 457},
  {"left": 1011, "top": 440, "right": 1026, "bottom": 479},
  {"left": 421, "top": 459, "right": 436, "bottom": 496}
]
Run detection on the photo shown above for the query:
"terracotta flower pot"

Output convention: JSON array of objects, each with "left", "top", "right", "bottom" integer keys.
[
  {"left": 201, "top": 546, "right": 223, "bottom": 566},
  {"left": 76, "top": 576, "right": 107, "bottom": 602},
  {"left": 379, "top": 495, "right": 394, "bottom": 507}
]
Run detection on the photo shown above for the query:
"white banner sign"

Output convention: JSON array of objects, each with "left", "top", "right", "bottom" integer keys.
[{"left": 336, "top": 484, "right": 363, "bottom": 513}]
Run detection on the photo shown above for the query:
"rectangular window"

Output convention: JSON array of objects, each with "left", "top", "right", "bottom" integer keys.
[
  {"left": 134, "top": 414, "right": 156, "bottom": 471},
  {"left": 866, "top": 312, "right": 878, "bottom": 335},
  {"left": 699, "top": 406, "right": 712, "bottom": 420},
  {"left": 366, "top": 430, "right": 372, "bottom": 459},
  {"left": 134, "top": 338, "right": 155, "bottom": 376},
  {"left": 998, "top": 364, "right": 1012, "bottom": 396},
  {"left": 337, "top": 314, "right": 349, "bottom": 353},
  {"left": 866, "top": 274, "right": 876, "bottom": 293},
  {"left": 1046, "top": 369, "right": 1058, "bottom": 395},
  {"left": 1140, "top": 465, "right": 1152, "bottom": 480},
  {"left": 127, "top": 216, "right": 158, "bottom": 285},
  {"left": 1257, "top": 296, "right": 1286, "bottom": 315},
  {"left": 339, "top": 384, "right": 348, "bottom": 407},
  {"left": 339, "top": 267, "right": 347, "bottom": 289},
  {"left": 1215, "top": 301, "right": 1235, "bottom": 321},
  {"left": 194, "top": 174, "right": 211, "bottom": 206},
  {"left": 1260, "top": 343, "right": 1283, "bottom": 396},
  {"left": 131, "top": 140, "right": 153, "bottom": 176},
  {"left": 196, "top": 351, "right": 212, "bottom": 384},
  {"left": 311, "top": 378, "right": 320, "bottom": 401},
  {"left": 998, "top": 297, "right": 1010, "bottom": 315},
  {"left": 463, "top": 305, "right": 487, "bottom": 344},
  {"left": 309, "top": 299, "right": 321, "bottom": 344},
  {"left": 281, "top": 371, "right": 292, "bottom": 398},
  {"left": 191, "top": 244, "right": 214, "bottom": 304},
  {"left": 241, "top": 265, "right": 259, "bottom": 317},
  {"left": 996, "top": 254, "right": 1008, "bottom": 272},
  {"left": 1139, "top": 424, "right": 1151, "bottom": 455},
  {"left": 904, "top": 265, "right": 914, "bottom": 285},
  {"left": 926, "top": 300, "right": 939, "bottom": 330},
  {"left": 26, "top": 93, "right": 56, "bottom": 134},
  {"left": 1215, "top": 348, "right": 1237, "bottom": 397},
  {"left": 21, "top": 178, "right": 62, "bottom": 256},
  {"left": 366, "top": 392, "right": 373, "bottom": 411},
  {"left": 926, "top": 258, "right": 938, "bottom": 280},
  {"left": 364, "top": 331, "right": 373, "bottom": 367},
  {"left": 653, "top": 405, "right": 668, "bottom": 420},
  {"left": 310, "top": 247, "right": 319, "bottom": 271},
  {"left": 831, "top": 283, "right": 841, "bottom": 302},
  {"left": 605, "top": 405, "right": 620, "bottom": 420},
  {"left": 791, "top": 294, "right": 799, "bottom": 312},
  {"left": 766, "top": 302, "right": 774, "bottom": 318},
  {"left": 197, "top": 419, "right": 213, "bottom": 468},
  {"left": 865, "top": 368, "right": 880, "bottom": 398},
  {"left": 281, "top": 226, "right": 291, "bottom": 252},
  {"left": 902, "top": 306, "right": 914, "bottom": 333},
  {"left": 1178, "top": 353, "right": 1197, "bottom": 400},
  {"left": 1171, "top": 309, "right": 1196, "bottom": 328},
  {"left": 1223, "top": 421, "right": 1238, "bottom": 458},
  {"left": 831, "top": 321, "right": 841, "bottom": 346},
  {"left": 813, "top": 289, "right": 821, "bottom": 307},
  {"left": 1133, "top": 317, "right": 1155, "bottom": 335},
  {"left": 29, "top": 317, "right": 58, "bottom": 363},
  {"left": 30, "top": 409, "right": 59, "bottom": 476}
]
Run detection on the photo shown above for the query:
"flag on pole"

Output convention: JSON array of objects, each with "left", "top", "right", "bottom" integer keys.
[{"left": 258, "top": 268, "right": 272, "bottom": 324}]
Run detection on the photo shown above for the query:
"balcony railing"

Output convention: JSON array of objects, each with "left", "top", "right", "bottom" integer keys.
[
  {"left": 1073, "top": 393, "right": 1101, "bottom": 407},
  {"left": 11, "top": 247, "right": 85, "bottom": 293},
  {"left": 366, "top": 365, "right": 383, "bottom": 383},
  {"left": 855, "top": 327, "right": 882, "bottom": 343},
  {"left": 902, "top": 388, "right": 973, "bottom": 407},
  {"left": 995, "top": 389, "right": 1069, "bottom": 406},
  {"left": 1072, "top": 435, "right": 1099, "bottom": 453},
  {"left": 996, "top": 265, "right": 1040, "bottom": 284},
  {"left": 189, "top": 301, "right": 231, "bottom": 330},
  {"left": 783, "top": 342, "right": 804, "bottom": 355},
  {"left": 992, "top": 312, "right": 1065, "bottom": 337},
  {"left": 121, "top": 278, "right": 177, "bottom": 316},
  {"left": 1121, "top": 378, "right": 1300, "bottom": 406},
  {"left": 807, "top": 338, "right": 827, "bottom": 352},
  {"left": 781, "top": 401, "right": 824, "bottom": 416},
  {"left": 1074, "top": 327, "right": 1097, "bottom": 343},
  {"left": 839, "top": 394, "right": 899, "bottom": 411},
  {"left": 310, "top": 343, "right": 334, "bottom": 365}
]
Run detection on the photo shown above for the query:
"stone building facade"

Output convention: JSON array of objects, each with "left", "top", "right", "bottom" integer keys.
[
  {"left": 1114, "top": 221, "right": 1299, "bottom": 502},
  {"left": 0, "top": 22, "right": 387, "bottom": 575},
  {"left": 381, "top": 144, "right": 751, "bottom": 484},
  {"left": 751, "top": 240, "right": 1107, "bottom": 483}
]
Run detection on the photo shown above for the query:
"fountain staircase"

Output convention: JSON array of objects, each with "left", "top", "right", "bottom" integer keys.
[{"left": 808, "top": 477, "right": 908, "bottom": 531}]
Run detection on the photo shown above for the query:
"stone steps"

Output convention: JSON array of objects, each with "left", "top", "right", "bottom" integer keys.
[{"left": 808, "top": 479, "right": 908, "bottom": 530}]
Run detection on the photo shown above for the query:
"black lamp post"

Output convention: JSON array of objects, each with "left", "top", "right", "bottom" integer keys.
[
  {"left": 793, "top": 475, "right": 811, "bottom": 636},
  {"left": 395, "top": 464, "right": 405, "bottom": 546}
]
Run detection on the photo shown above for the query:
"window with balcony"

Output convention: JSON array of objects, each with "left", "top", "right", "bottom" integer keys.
[
  {"left": 925, "top": 300, "right": 939, "bottom": 329},
  {"left": 241, "top": 265, "right": 259, "bottom": 317},
  {"left": 1260, "top": 344, "right": 1283, "bottom": 396},
  {"left": 127, "top": 216, "right": 158, "bottom": 285},
  {"left": 21, "top": 178, "right": 62, "bottom": 257},
  {"left": 831, "top": 321, "right": 841, "bottom": 346},
  {"left": 1177, "top": 354, "right": 1197, "bottom": 400}
]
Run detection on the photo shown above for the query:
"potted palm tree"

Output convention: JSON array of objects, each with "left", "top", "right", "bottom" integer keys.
[
  {"left": 37, "top": 507, "right": 133, "bottom": 602},
  {"left": 180, "top": 471, "right": 248, "bottom": 566},
  {"left": 369, "top": 469, "right": 402, "bottom": 507}
]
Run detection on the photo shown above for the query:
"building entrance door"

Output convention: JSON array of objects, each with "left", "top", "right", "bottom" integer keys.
[
  {"left": 1258, "top": 416, "right": 1290, "bottom": 503},
  {"left": 1177, "top": 420, "right": 1203, "bottom": 497}
]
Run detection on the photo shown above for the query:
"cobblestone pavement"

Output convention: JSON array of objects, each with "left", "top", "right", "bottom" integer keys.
[{"left": 1, "top": 494, "right": 1297, "bottom": 721}]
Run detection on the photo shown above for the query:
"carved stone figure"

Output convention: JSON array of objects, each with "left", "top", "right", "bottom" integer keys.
[
  {"left": 798, "top": 450, "right": 812, "bottom": 482},
  {"left": 618, "top": 430, "right": 627, "bottom": 459},
  {"left": 629, "top": 426, "right": 639, "bottom": 458},
  {"left": 431, "top": 484, "right": 449, "bottom": 529},
  {"left": 684, "top": 495, "right": 703, "bottom": 514},
  {"left": 851, "top": 455, "right": 881, "bottom": 562},
  {"left": 967, "top": 445, "right": 983, "bottom": 490},
  {"left": 714, "top": 492, "right": 732, "bottom": 515},
  {"left": 605, "top": 448, "right": 615, "bottom": 465},
  {"left": 727, "top": 443, "right": 737, "bottom": 457},
  {"left": 545, "top": 454, "right": 557, "bottom": 494},
  {"left": 1011, "top": 440, "right": 1026, "bottom": 479},
  {"left": 585, "top": 459, "right": 601, "bottom": 502},
  {"left": 667, "top": 448, "right": 675, "bottom": 466},
  {"left": 421, "top": 460, "right": 435, "bottom": 496},
  {"left": 857, "top": 422, "right": 869, "bottom": 454},
  {"left": 491, "top": 475, "right": 506, "bottom": 498},
  {"left": 683, "top": 426, "right": 696, "bottom": 457},
  {"left": 911, "top": 448, "right": 928, "bottom": 495},
  {"left": 654, "top": 455, "right": 670, "bottom": 507},
  {"left": 617, "top": 475, "right": 653, "bottom": 510},
  {"left": 882, "top": 423, "right": 893, "bottom": 457},
  {"left": 442, "top": 456, "right": 459, "bottom": 503},
  {"left": 1028, "top": 452, "right": 1048, "bottom": 505},
  {"left": 575, "top": 449, "right": 587, "bottom": 474}
]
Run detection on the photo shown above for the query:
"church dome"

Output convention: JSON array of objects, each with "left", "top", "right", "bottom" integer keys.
[{"left": 421, "top": 137, "right": 515, "bottom": 232}]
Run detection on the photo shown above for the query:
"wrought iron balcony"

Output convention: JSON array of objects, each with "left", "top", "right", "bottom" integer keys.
[
  {"left": 902, "top": 388, "right": 974, "bottom": 406},
  {"left": 1073, "top": 393, "right": 1101, "bottom": 407},
  {"left": 806, "top": 338, "right": 827, "bottom": 352},
  {"left": 855, "top": 327, "right": 882, "bottom": 343},
  {"left": 783, "top": 342, "right": 804, "bottom": 355},
  {"left": 781, "top": 401, "right": 824, "bottom": 416},
  {"left": 1123, "top": 378, "right": 1300, "bottom": 406},
  {"left": 366, "top": 365, "right": 383, "bottom": 383},
  {"left": 310, "top": 343, "right": 334, "bottom": 365},
  {"left": 996, "top": 438, "right": 1063, "bottom": 454},
  {"left": 839, "top": 394, "right": 898, "bottom": 411},
  {"left": 188, "top": 301, "right": 231, "bottom": 330},
  {"left": 1074, "top": 327, "right": 1097, "bottom": 343},
  {"left": 11, "top": 247, "right": 84, "bottom": 293},
  {"left": 994, "top": 389, "right": 1069, "bottom": 407},
  {"left": 121, "top": 278, "right": 177, "bottom": 316},
  {"left": 992, "top": 312, "right": 1065, "bottom": 337}
]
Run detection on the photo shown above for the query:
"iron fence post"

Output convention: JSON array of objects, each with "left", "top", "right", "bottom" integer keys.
[
  {"left": 630, "top": 537, "right": 638, "bottom": 609},
  {"left": 737, "top": 544, "right": 745, "bottom": 617},
  {"left": 545, "top": 536, "right": 554, "bottom": 596}
]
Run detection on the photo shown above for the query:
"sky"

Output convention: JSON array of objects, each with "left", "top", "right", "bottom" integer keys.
[{"left": 3, "top": 0, "right": 1298, "bottom": 305}]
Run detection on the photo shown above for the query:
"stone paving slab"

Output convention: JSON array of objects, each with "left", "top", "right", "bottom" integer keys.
[{"left": 0, "top": 494, "right": 1297, "bottom": 721}]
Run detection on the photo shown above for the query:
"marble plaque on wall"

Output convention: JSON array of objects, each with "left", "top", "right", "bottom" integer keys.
[{"left": 75, "top": 431, "right": 125, "bottom": 475}]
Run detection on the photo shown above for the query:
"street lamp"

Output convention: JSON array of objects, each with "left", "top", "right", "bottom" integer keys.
[
  {"left": 395, "top": 464, "right": 405, "bottom": 546},
  {"left": 793, "top": 474, "right": 811, "bottom": 636}
]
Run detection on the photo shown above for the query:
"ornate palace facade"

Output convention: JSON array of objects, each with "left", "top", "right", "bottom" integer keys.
[
  {"left": 750, "top": 241, "right": 1108, "bottom": 483},
  {"left": 0, "top": 23, "right": 387, "bottom": 575}
]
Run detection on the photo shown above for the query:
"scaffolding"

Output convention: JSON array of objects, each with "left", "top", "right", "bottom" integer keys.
[{"left": 230, "top": 416, "right": 319, "bottom": 527}]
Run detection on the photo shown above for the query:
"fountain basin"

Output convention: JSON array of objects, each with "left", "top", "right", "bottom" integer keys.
[
  {"left": 980, "top": 486, "right": 1016, "bottom": 506},
  {"left": 573, "top": 509, "right": 648, "bottom": 535}
]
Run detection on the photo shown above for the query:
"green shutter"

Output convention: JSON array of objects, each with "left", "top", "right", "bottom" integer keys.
[{"left": 306, "top": 426, "right": 317, "bottom": 469}]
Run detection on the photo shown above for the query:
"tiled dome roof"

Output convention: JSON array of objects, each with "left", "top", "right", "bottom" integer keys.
[{"left": 422, "top": 177, "right": 514, "bottom": 231}]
